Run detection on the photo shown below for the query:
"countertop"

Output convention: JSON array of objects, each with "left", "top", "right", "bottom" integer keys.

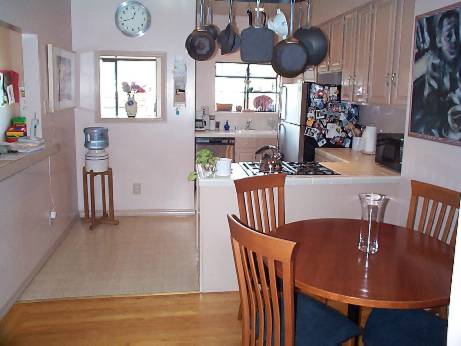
[
  {"left": 316, "top": 148, "right": 400, "bottom": 176},
  {"left": 0, "top": 142, "right": 60, "bottom": 182},
  {"left": 195, "top": 129, "right": 277, "bottom": 138},
  {"left": 198, "top": 147, "right": 400, "bottom": 187}
]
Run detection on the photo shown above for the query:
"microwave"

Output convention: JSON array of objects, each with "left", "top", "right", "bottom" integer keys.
[{"left": 375, "top": 133, "right": 404, "bottom": 172}]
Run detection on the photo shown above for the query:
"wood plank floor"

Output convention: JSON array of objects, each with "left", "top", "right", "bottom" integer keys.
[{"left": 0, "top": 292, "right": 242, "bottom": 346}]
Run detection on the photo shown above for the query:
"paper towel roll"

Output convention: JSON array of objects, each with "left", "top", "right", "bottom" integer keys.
[{"left": 362, "top": 125, "right": 377, "bottom": 154}]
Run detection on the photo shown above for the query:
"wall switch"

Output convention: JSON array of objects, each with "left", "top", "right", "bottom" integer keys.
[{"left": 133, "top": 183, "right": 142, "bottom": 195}]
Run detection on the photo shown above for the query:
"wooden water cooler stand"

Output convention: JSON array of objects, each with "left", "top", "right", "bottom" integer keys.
[{"left": 82, "top": 167, "right": 119, "bottom": 230}]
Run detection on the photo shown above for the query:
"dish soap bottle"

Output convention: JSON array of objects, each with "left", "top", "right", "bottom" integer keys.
[{"left": 224, "top": 120, "right": 230, "bottom": 131}]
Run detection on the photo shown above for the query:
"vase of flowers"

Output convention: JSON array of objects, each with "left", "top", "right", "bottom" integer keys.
[{"left": 122, "top": 82, "right": 145, "bottom": 118}]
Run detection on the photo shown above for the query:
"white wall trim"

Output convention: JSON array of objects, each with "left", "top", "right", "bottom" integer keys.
[{"left": 78, "top": 209, "right": 196, "bottom": 217}]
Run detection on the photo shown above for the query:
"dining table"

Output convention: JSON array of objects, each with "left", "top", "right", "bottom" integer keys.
[{"left": 272, "top": 218, "right": 455, "bottom": 327}]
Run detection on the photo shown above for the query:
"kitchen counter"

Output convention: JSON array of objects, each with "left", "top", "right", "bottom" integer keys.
[
  {"left": 315, "top": 148, "right": 400, "bottom": 176},
  {"left": 0, "top": 142, "right": 60, "bottom": 182},
  {"left": 195, "top": 129, "right": 277, "bottom": 138}
]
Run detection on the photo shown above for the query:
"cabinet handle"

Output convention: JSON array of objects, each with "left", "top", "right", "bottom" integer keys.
[{"left": 391, "top": 72, "right": 396, "bottom": 86}]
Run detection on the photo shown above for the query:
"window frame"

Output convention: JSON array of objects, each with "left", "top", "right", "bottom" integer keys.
[
  {"left": 95, "top": 50, "right": 166, "bottom": 122},
  {"left": 214, "top": 62, "right": 279, "bottom": 113}
]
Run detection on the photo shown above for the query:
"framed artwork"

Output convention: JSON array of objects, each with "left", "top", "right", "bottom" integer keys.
[
  {"left": 409, "top": 2, "right": 461, "bottom": 146},
  {"left": 47, "top": 44, "right": 76, "bottom": 112}
]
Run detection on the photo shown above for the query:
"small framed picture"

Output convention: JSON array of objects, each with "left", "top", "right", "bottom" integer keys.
[
  {"left": 409, "top": 3, "right": 461, "bottom": 146},
  {"left": 47, "top": 44, "right": 76, "bottom": 113}
]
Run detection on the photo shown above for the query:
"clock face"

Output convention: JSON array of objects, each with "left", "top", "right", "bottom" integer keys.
[{"left": 115, "top": 1, "right": 151, "bottom": 37}]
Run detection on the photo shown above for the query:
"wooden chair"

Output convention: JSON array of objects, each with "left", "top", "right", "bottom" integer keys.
[
  {"left": 234, "top": 174, "right": 287, "bottom": 234},
  {"left": 227, "top": 214, "right": 360, "bottom": 346},
  {"left": 406, "top": 180, "right": 460, "bottom": 247}
]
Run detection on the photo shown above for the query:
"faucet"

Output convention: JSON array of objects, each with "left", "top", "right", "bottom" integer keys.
[{"left": 245, "top": 119, "right": 254, "bottom": 130}]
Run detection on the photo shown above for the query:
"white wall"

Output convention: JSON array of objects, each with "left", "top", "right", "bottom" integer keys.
[
  {"left": 0, "top": 0, "right": 77, "bottom": 318},
  {"left": 72, "top": 0, "right": 196, "bottom": 212}
]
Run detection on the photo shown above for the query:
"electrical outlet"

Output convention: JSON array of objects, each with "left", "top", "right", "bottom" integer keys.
[
  {"left": 133, "top": 183, "right": 142, "bottom": 195},
  {"left": 49, "top": 209, "right": 57, "bottom": 226}
]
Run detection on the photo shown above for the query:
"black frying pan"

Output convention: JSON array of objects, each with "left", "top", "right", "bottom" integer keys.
[
  {"left": 205, "top": 1, "right": 220, "bottom": 40},
  {"left": 185, "top": 0, "right": 216, "bottom": 61},
  {"left": 217, "top": 0, "right": 240, "bottom": 55},
  {"left": 294, "top": 0, "right": 327, "bottom": 66},
  {"left": 271, "top": 0, "right": 308, "bottom": 78}
]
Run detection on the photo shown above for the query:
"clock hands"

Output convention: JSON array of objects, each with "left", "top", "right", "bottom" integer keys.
[{"left": 121, "top": 16, "right": 135, "bottom": 22}]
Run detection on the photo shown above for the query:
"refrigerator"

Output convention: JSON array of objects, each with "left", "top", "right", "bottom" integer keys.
[{"left": 278, "top": 81, "right": 359, "bottom": 162}]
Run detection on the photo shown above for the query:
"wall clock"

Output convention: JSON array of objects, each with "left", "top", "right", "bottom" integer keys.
[{"left": 115, "top": 1, "right": 151, "bottom": 37}]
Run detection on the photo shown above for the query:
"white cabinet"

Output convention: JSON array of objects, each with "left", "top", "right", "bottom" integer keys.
[
  {"left": 368, "top": 0, "right": 414, "bottom": 106},
  {"left": 235, "top": 137, "right": 278, "bottom": 162}
]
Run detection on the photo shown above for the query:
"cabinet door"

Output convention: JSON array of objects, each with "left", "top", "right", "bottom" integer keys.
[
  {"left": 353, "top": 4, "right": 373, "bottom": 103},
  {"left": 328, "top": 16, "right": 344, "bottom": 71},
  {"left": 390, "top": 0, "right": 415, "bottom": 106},
  {"left": 317, "top": 22, "right": 330, "bottom": 72},
  {"left": 341, "top": 11, "right": 357, "bottom": 102},
  {"left": 368, "top": 0, "right": 396, "bottom": 105}
]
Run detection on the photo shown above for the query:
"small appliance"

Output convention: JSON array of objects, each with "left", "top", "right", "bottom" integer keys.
[{"left": 375, "top": 133, "right": 404, "bottom": 172}]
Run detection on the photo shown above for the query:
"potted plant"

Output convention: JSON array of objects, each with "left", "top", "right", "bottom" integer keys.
[
  {"left": 188, "top": 148, "right": 218, "bottom": 181},
  {"left": 122, "top": 82, "right": 145, "bottom": 117}
]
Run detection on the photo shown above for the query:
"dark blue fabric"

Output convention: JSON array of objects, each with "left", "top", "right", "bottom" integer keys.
[
  {"left": 256, "top": 293, "right": 360, "bottom": 345},
  {"left": 363, "top": 309, "right": 448, "bottom": 346}
]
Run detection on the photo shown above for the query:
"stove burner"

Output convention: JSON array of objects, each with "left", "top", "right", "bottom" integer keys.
[{"left": 239, "top": 161, "right": 340, "bottom": 176}]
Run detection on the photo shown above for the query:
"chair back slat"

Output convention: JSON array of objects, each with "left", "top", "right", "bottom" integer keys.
[
  {"left": 406, "top": 180, "right": 460, "bottom": 247},
  {"left": 228, "top": 215, "right": 296, "bottom": 346},
  {"left": 234, "top": 174, "right": 287, "bottom": 234}
]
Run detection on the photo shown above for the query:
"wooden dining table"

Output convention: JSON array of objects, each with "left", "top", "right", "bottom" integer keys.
[{"left": 273, "top": 218, "right": 454, "bottom": 324}]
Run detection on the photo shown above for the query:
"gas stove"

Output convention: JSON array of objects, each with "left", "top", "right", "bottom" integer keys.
[{"left": 239, "top": 161, "right": 340, "bottom": 176}]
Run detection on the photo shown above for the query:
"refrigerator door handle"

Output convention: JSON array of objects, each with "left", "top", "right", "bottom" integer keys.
[{"left": 279, "top": 85, "right": 287, "bottom": 121}]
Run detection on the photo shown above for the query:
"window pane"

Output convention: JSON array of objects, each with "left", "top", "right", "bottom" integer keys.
[
  {"left": 215, "top": 77, "right": 245, "bottom": 111},
  {"left": 100, "top": 61, "right": 116, "bottom": 118},
  {"left": 248, "top": 78, "right": 277, "bottom": 93},
  {"left": 117, "top": 60, "right": 157, "bottom": 118},
  {"left": 249, "top": 64, "right": 277, "bottom": 78},
  {"left": 215, "top": 62, "right": 247, "bottom": 77}
]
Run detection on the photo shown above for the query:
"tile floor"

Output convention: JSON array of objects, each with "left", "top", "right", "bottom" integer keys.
[{"left": 20, "top": 215, "right": 198, "bottom": 301}]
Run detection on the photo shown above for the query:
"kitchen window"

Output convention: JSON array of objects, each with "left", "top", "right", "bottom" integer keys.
[
  {"left": 215, "top": 62, "right": 278, "bottom": 113},
  {"left": 97, "top": 52, "right": 165, "bottom": 119}
]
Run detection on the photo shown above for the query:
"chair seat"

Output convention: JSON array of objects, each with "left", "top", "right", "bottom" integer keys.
[
  {"left": 363, "top": 308, "right": 448, "bottom": 346},
  {"left": 256, "top": 293, "right": 359, "bottom": 345},
  {"left": 294, "top": 293, "right": 360, "bottom": 346}
]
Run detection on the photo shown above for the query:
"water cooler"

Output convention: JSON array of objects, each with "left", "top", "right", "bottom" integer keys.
[{"left": 84, "top": 127, "right": 109, "bottom": 172}]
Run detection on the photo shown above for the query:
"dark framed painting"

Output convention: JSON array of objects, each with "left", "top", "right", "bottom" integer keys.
[{"left": 409, "top": 2, "right": 461, "bottom": 146}]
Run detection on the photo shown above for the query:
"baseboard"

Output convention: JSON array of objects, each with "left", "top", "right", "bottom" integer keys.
[
  {"left": 0, "top": 215, "right": 78, "bottom": 319},
  {"left": 78, "top": 209, "right": 196, "bottom": 217}
]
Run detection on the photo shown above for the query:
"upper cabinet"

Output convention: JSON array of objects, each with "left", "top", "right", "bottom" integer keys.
[
  {"left": 317, "top": 16, "right": 344, "bottom": 72},
  {"left": 368, "top": 0, "right": 415, "bottom": 106}
]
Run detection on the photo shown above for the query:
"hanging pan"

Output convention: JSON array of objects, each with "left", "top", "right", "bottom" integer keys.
[
  {"left": 271, "top": 0, "right": 308, "bottom": 78},
  {"left": 293, "top": 0, "right": 327, "bottom": 66},
  {"left": 185, "top": 0, "right": 216, "bottom": 61},
  {"left": 240, "top": 0, "right": 275, "bottom": 63},
  {"left": 217, "top": 0, "right": 240, "bottom": 55},
  {"left": 205, "top": 0, "right": 220, "bottom": 40}
]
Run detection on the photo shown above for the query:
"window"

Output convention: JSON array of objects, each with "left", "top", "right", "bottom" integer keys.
[
  {"left": 215, "top": 62, "right": 278, "bottom": 113},
  {"left": 98, "top": 52, "right": 165, "bottom": 119}
]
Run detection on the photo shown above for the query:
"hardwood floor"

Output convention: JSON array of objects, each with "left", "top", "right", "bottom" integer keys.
[
  {"left": 0, "top": 292, "right": 242, "bottom": 346},
  {"left": 0, "top": 292, "right": 369, "bottom": 345}
]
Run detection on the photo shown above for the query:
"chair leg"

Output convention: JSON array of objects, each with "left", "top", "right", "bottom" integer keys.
[{"left": 238, "top": 301, "right": 242, "bottom": 320}]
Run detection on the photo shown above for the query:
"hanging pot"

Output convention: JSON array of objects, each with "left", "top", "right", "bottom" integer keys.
[
  {"left": 293, "top": 0, "right": 328, "bottom": 66},
  {"left": 240, "top": 0, "right": 275, "bottom": 63},
  {"left": 271, "top": 0, "right": 308, "bottom": 78},
  {"left": 217, "top": 0, "right": 240, "bottom": 55},
  {"left": 205, "top": 1, "right": 220, "bottom": 40},
  {"left": 185, "top": 0, "right": 216, "bottom": 61}
]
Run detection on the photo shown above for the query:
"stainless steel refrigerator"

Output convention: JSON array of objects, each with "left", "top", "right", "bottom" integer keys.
[{"left": 278, "top": 82, "right": 308, "bottom": 162}]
